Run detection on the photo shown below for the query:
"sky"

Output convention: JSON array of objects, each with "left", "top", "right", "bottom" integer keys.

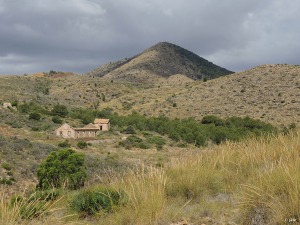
[{"left": 0, "top": 0, "right": 299, "bottom": 75}]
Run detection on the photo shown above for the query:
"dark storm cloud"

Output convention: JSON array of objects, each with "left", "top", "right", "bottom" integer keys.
[{"left": 0, "top": 0, "right": 299, "bottom": 74}]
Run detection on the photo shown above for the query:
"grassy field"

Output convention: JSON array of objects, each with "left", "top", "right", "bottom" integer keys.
[{"left": 1, "top": 130, "right": 299, "bottom": 225}]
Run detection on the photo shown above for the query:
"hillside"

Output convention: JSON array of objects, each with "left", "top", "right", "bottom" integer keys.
[
  {"left": 0, "top": 64, "right": 299, "bottom": 127},
  {"left": 95, "top": 64, "right": 299, "bottom": 127},
  {"left": 85, "top": 42, "right": 233, "bottom": 82}
]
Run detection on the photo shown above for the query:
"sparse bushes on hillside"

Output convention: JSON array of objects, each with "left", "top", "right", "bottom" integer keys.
[
  {"left": 17, "top": 102, "right": 49, "bottom": 115},
  {"left": 36, "top": 149, "right": 87, "bottom": 190},
  {"left": 53, "top": 107, "right": 276, "bottom": 148},
  {"left": 108, "top": 112, "right": 277, "bottom": 147}
]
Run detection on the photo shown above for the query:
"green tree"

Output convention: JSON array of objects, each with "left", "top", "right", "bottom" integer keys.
[
  {"left": 51, "top": 104, "right": 68, "bottom": 117},
  {"left": 36, "top": 149, "right": 87, "bottom": 190}
]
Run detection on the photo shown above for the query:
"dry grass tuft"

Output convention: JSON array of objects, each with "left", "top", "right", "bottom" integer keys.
[{"left": 0, "top": 190, "right": 77, "bottom": 225}]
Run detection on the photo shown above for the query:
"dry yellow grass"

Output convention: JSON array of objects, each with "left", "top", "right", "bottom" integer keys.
[
  {"left": 1, "top": 131, "right": 299, "bottom": 224},
  {"left": 0, "top": 190, "right": 77, "bottom": 225},
  {"left": 68, "top": 130, "right": 300, "bottom": 224}
]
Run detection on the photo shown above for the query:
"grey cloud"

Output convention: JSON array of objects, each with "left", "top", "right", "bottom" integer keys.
[{"left": 0, "top": 0, "right": 299, "bottom": 74}]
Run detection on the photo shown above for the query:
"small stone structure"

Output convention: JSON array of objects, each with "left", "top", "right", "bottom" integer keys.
[{"left": 55, "top": 119, "right": 110, "bottom": 139}]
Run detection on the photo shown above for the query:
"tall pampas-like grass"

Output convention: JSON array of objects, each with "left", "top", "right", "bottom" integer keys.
[{"left": 0, "top": 190, "right": 77, "bottom": 225}]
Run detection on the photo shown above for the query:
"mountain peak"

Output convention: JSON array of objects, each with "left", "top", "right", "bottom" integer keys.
[{"left": 86, "top": 42, "right": 234, "bottom": 82}]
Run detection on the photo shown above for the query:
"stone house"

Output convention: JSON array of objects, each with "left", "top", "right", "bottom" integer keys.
[
  {"left": 94, "top": 118, "right": 110, "bottom": 131},
  {"left": 73, "top": 123, "right": 99, "bottom": 139},
  {"left": 55, "top": 123, "right": 76, "bottom": 138},
  {"left": 55, "top": 118, "right": 110, "bottom": 139}
]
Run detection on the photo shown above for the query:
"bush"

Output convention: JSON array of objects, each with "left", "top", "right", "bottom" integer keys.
[
  {"left": 51, "top": 104, "right": 68, "bottom": 118},
  {"left": 70, "top": 187, "right": 125, "bottom": 215},
  {"left": 58, "top": 140, "right": 71, "bottom": 148},
  {"left": 69, "top": 108, "right": 99, "bottom": 124},
  {"left": 123, "top": 125, "right": 136, "bottom": 134},
  {"left": 52, "top": 116, "right": 62, "bottom": 124},
  {"left": 29, "top": 112, "right": 41, "bottom": 120},
  {"left": 17, "top": 102, "right": 49, "bottom": 115},
  {"left": 201, "top": 115, "right": 224, "bottom": 126},
  {"left": 36, "top": 149, "right": 87, "bottom": 190},
  {"left": 77, "top": 141, "right": 87, "bottom": 149},
  {"left": 0, "top": 177, "right": 14, "bottom": 185},
  {"left": 1, "top": 163, "right": 13, "bottom": 171},
  {"left": 146, "top": 135, "right": 166, "bottom": 146},
  {"left": 11, "top": 100, "right": 18, "bottom": 107},
  {"left": 119, "top": 135, "right": 144, "bottom": 149}
]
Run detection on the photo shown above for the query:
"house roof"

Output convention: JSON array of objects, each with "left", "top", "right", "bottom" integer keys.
[
  {"left": 56, "top": 123, "right": 73, "bottom": 131},
  {"left": 94, "top": 118, "right": 110, "bottom": 124},
  {"left": 73, "top": 123, "right": 99, "bottom": 131}
]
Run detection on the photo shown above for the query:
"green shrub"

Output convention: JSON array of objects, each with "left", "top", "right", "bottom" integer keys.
[
  {"left": 17, "top": 103, "right": 31, "bottom": 113},
  {"left": 70, "top": 187, "right": 125, "bottom": 215},
  {"left": 52, "top": 116, "right": 62, "bottom": 124},
  {"left": 0, "top": 177, "right": 14, "bottom": 185},
  {"left": 11, "top": 100, "right": 18, "bottom": 107},
  {"left": 58, "top": 140, "right": 71, "bottom": 148},
  {"left": 201, "top": 115, "right": 224, "bottom": 126},
  {"left": 119, "top": 135, "right": 147, "bottom": 149},
  {"left": 69, "top": 108, "right": 98, "bottom": 124},
  {"left": 123, "top": 125, "right": 136, "bottom": 134},
  {"left": 77, "top": 141, "right": 87, "bottom": 149},
  {"left": 36, "top": 149, "right": 87, "bottom": 190},
  {"left": 6, "top": 171, "right": 13, "bottom": 176},
  {"left": 2, "top": 163, "right": 13, "bottom": 171},
  {"left": 146, "top": 135, "right": 166, "bottom": 146},
  {"left": 138, "top": 142, "right": 151, "bottom": 149},
  {"left": 17, "top": 102, "right": 49, "bottom": 115},
  {"left": 51, "top": 104, "right": 68, "bottom": 117},
  {"left": 29, "top": 112, "right": 41, "bottom": 120}
]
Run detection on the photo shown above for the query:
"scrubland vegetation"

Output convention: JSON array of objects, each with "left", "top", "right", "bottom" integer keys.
[{"left": 1, "top": 128, "right": 299, "bottom": 224}]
